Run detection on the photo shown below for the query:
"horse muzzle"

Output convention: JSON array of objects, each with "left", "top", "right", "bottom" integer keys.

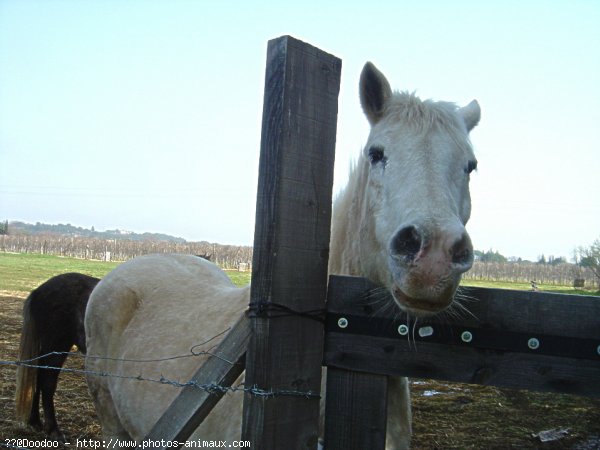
[
  {"left": 391, "top": 280, "right": 457, "bottom": 316},
  {"left": 388, "top": 221, "right": 473, "bottom": 315}
]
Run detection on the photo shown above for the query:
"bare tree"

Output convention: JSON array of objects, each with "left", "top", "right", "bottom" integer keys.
[{"left": 576, "top": 238, "right": 600, "bottom": 291}]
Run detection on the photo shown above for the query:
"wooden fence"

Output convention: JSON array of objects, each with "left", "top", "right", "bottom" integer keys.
[
  {"left": 324, "top": 276, "right": 600, "bottom": 448},
  {"left": 136, "top": 36, "right": 599, "bottom": 450}
]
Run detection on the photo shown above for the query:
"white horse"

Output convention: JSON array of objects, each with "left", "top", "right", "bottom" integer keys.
[{"left": 85, "top": 62, "right": 480, "bottom": 449}]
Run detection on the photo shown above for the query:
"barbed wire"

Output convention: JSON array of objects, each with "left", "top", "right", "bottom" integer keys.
[
  {"left": 1, "top": 320, "right": 323, "bottom": 450},
  {"left": 247, "top": 301, "right": 326, "bottom": 323},
  {"left": 3, "top": 354, "right": 320, "bottom": 399},
  {"left": 0, "top": 352, "right": 319, "bottom": 450},
  {"left": 1, "top": 331, "right": 321, "bottom": 400},
  {"left": 11, "top": 327, "right": 235, "bottom": 367}
]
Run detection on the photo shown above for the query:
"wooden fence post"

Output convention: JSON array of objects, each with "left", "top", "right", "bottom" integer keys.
[
  {"left": 325, "top": 367, "right": 388, "bottom": 449},
  {"left": 241, "top": 36, "right": 341, "bottom": 449}
]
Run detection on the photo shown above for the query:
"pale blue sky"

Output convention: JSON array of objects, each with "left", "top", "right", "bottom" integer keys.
[{"left": 1, "top": 0, "right": 598, "bottom": 261}]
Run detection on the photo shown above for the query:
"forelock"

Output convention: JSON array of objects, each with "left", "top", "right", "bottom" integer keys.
[{"left": 381, "top": 91, "right": 466, "bottom": 136}]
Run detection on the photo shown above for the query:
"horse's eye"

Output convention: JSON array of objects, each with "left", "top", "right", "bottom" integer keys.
[
  {"left": 465, "top": 160, "right": 477, "bottom": 174},
  {"left": 369, "top": 146, "right": 386, "bottom": 165}
]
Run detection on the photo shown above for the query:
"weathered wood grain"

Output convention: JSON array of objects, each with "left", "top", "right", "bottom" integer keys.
[
  {"left": 324, "top": 367, "right": 388, "bottom": 450},
  {"left": 325, "top": 275, "right": 600, "bottom": 397},
  {"left": 241, "top": 35, "right": 341, "bottom": 449}
]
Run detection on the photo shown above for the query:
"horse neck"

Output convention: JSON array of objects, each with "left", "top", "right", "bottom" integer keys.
[{"left": 328, "top": 159, "right": 368, "bottom": 276}]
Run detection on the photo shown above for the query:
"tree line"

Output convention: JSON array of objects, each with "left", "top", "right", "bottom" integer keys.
[
  {"left": 1, "top": 221, "right": 598, "bottom": 289},
  {"left": 463, "top": 260, "right": 597, "bottom": 288},
  {"left": 471, "top": 245, "right": 599, "bottom": 289},
  {"left": 2, "top": 233, "right": 598, "bottom": 288},
  {"left": 0, "top": 234, "right": 253, "bottom": 271},
  {"left": 4, "top": 221, "right": 187, "bottom": 243}
]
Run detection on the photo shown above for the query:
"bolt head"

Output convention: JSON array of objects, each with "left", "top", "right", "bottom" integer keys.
[
  {"left": 418, "top": 326, "right": 434, "bottom": 338},
  {"left": 461, "top": 331, "right": 473, "bottom": 343},
  {"left": 528, "top": 338, "right": 540, "bottom": 350}
]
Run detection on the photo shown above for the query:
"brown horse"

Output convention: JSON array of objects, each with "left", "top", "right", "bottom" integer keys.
[{"left": 15, "top": 272, "right": 100, "bottom": 442}]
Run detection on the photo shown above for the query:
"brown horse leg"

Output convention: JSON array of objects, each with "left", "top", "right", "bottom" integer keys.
[
  {"left": 39, "top": 353, "right": 68, "bottom": 442},
  {"left": 27, "top": 388, "right": 43, "bottom": 431}
]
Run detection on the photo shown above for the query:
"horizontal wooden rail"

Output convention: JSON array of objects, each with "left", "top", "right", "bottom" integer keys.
[{"left": 324, "top": 275, "right": 600, "bottom": 397}]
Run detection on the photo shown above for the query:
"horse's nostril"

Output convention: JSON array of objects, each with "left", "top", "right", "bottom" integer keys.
[
  {"left": 451, "top": 233, "right": 473, "bottom": 267},
  {"left": 391, "top": 226, "right": 422, "bottom": 261}
]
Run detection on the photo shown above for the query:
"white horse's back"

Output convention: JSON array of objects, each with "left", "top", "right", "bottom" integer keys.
[{"left": 85, "top": 254, "right": 250, "bottom": 441}]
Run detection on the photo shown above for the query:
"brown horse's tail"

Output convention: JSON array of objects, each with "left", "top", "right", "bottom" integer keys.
[{"left": 15, "top": 294, "right": 40, "bottom": 423}]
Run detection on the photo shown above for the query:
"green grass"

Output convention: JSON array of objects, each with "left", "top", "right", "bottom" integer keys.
[
  {"left": 0, "top": 252, "right": 120, "bottom": 293},
  {"left": 0, "top": 253, "right": 252, "bottom": 294},
  {"left": 1, "top": 252, "right": 594, "bottom": 296},
  {"left": 223, "top": 270, "right": 252, "bottom": 287},
  {"left": 461, "top": 278, "right": 599, "bottom": 296}
]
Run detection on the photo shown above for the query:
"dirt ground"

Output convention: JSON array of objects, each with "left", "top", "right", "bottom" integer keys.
[{"left": 1, "top": 291, "right": 599, "bottom": 449}]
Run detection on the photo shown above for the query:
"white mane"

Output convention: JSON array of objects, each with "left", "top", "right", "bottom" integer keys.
[{"left": 383, "top": 92, "right": 475, "bottom": 150}]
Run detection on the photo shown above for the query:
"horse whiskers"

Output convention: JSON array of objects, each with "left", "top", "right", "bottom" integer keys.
[
  {"left": 409, "top": 316, "right": 419, "bottom": 351},
  {"left": 454, "top": 285, "right": 479, "bottom": 303},
  {"left": 376, "top": 299, "right": 399, "bottom": 319},
  {"left": 434, "top": 289, "right": 479, "bottom": 326},
  {"left": 452, "top": 289, "right": 479, "bottom": 320},
  {"left": 443, "top": 299, "right": 477, "bottom": 323},
  {"left": 362, "top": 287, "right": 396, "bottom": 317},
  {"left": 364, "top": 286, "right": 391, "bottom": 303},
  {"left": 362, "top": 287, "right": 424, "bottom": 352},
  {"left": 455, "top": 300, "right": 478, "bottom": 320}
]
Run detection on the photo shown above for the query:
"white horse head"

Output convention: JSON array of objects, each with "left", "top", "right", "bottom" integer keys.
[{"left": 330, "top": 62, "right": 480, "bottom": 316}]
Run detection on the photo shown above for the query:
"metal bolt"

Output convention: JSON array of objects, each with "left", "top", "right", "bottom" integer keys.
[
  {"left": 528, "top": 338, "right": 540, "bottom": 350},
  {"left": 337, "top": 317, "right": 348, "bottom": 329},
  {"left": 461, "top": 331, "right": 473, "bottom": 343},
  {"left": 418, "top": 326, "right": 434, "bottom": 338},
  {"left": 398, "top": 324, "right": 409, "bottom": 336}
]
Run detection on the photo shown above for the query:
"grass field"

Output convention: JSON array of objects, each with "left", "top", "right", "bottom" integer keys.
[
  {"left": 461, "top": 278, "right": 598, "bottom": 296},
  {"left": 2, "top": 252, "right": 596, "bottom": 296},
  {"left": 0, "top": 253, "right": 251, "bottom": 294},
  {"left": 0, "top": 253, "right": 120, "bottom": 294},
  {"left": 1, "top": 252, "right": 599, "bottom": 449}
]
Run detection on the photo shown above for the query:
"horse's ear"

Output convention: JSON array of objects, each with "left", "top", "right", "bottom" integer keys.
[
  {"left": 459, "top": 100, "right": 481, "bottom": 132},
  {"left": 360, "top": 62, "right": 392, "bottom": 125}
]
